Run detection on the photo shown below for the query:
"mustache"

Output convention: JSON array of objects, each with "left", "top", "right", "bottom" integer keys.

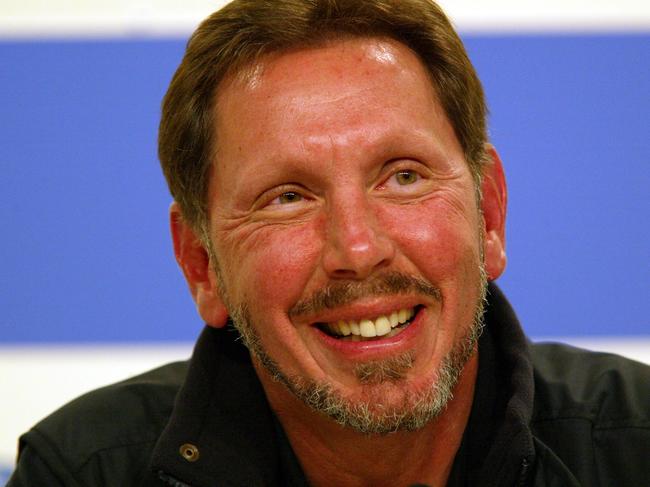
[{"left": 288, "top": 271, "right": 441, "bottom": 318}]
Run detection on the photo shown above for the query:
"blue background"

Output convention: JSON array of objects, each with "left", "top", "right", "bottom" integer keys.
[{"left": 1, "top": 35, "right": 648, "bottom": 343}]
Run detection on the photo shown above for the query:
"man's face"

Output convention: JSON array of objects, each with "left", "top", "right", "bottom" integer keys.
[{"left": 201, "top": 37, "right": 503, "bottom": 432}]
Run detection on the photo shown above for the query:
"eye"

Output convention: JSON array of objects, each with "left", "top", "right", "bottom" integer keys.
[
  {"left": 272, "top": 191, "right": 303, "bottom": 205},
  {"left": 374, "top": 163, "right": 432, "bottom": 197},
  {"left": 394, "top": 170, "right": 419, "bottom": 185}
]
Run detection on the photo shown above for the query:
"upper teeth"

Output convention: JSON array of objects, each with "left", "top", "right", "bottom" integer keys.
[{"left": 325, "top": 308, "right": 415, "bottom": 338}]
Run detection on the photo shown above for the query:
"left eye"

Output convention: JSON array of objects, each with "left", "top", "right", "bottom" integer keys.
[
  {"left": 394, "top": 170, "right": 419, "bottom": 185},
  {"left": 275, "top": 191, "right": 303, "bottom": 204}
]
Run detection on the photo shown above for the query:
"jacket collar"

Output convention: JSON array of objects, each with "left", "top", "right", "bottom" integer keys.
[
  {"left": 472, "top": 284, "right": 536, "bottom": 485},
  {"left": 470, "top": 285, "right": 581, "bottom": 486},
  {"left": 148, "top": 326, "right": 282, "bottom": 487}
]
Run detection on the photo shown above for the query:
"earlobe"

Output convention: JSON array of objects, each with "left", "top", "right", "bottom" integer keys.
[
  {"left": 480, "top": 145, "right": 508, "bottom": 281},
  {"left": 169, "top": 202, "right": 229, "bottom": 328}
]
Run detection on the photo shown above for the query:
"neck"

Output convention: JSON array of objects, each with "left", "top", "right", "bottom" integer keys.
[{"left": 257, "top": 353, "right": 478, "bottom": 487}]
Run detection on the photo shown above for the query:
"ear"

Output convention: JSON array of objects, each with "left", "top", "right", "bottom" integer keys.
[
  {"left": 479, "top": 145, "right": 507, "bottom": 281},
  {"left": 170, "top": 202, "right": 229, "bottom": 328}
]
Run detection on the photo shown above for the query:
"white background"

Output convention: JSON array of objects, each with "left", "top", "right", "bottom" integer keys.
[{"left": 1, "top": 0, "right": 650, "bottom": 37}]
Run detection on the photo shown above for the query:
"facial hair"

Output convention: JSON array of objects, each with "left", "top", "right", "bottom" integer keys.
[{"left": 221, "top": 268, "right": 488, "bottom": 435}]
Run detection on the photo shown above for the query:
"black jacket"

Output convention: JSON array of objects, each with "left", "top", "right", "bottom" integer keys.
[{"left": 8, "top": 285, "right": 650, "bottom": 486}]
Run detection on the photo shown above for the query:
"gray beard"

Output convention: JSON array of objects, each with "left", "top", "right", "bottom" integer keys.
[{"left": 223, "top": 268, "right": 488, "bottom": 435}]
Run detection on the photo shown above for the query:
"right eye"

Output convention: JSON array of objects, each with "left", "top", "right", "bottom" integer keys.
[{"left": 270, "top": 191, "right": 304, "bottom": 205}]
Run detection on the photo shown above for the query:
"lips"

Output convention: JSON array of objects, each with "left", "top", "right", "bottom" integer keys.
[{"left": 317, "top": 306, "right": 420, "bottom": 341}]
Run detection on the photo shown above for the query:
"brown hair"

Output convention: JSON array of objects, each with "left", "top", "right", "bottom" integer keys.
[{"left": 159, "top": 0, "right": 488, "bottom": 233}]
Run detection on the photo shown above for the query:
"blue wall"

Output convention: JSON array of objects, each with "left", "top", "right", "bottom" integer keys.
[{"left": 1, "top": 35, "right": 648, "bottom": 342}]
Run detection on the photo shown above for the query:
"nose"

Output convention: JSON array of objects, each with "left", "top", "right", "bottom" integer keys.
[{"left": 321, "top": 193, "right": 395, "bottom": 280}]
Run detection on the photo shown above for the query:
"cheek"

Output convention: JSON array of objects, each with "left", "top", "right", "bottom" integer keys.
[
  {"left": 378, "top": 199, "right": 480, "bottom": 278},
  {"left": 224, "top": 223, "right": 321, "bottom": 306}
]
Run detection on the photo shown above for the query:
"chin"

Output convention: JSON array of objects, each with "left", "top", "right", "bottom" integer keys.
[
  {"left": 306, "top": 368, "right": 458, "bottom": 435},
  {"left": 271, "top": 340, "right": 476, "bottom": 435}
]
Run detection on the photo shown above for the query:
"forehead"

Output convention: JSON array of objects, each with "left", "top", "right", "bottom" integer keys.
[
  {"left": 211, "top": 37, "right": 461, "bottom": 199},
  {"left": 231, "top": 36, "right": 432, "bottom": 94},
  {"left": 214, "top": 36, "right": 440, "bottom": 136}
]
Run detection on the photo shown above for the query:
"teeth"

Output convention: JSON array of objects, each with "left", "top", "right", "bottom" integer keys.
[
  {"left": 359, "top": 319, "right": 376, "bottom": 337},
  {"left": 324, "top": 308, "right": 416, "bottom": 339},
  {"left": 375, "top": 316, "right": 391, "bottom": 335},
  {"left": 398, "top": 309, "right": 408, "bottom": 323},
  {"left": 349, "top": 320, "right": 360, "bottom": 335},
  {"left": 389, "top": 311, "right": 399, "bottom": 328},
  {"left": 337, "top": 320, "right": 351, "bottom": 336}
]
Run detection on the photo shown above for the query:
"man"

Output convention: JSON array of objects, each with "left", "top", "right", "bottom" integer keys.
[{"left": 9, "top": 0, "right": 650, "bottom": 486}]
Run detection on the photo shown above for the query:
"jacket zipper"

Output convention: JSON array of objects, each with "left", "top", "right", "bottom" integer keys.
[{"left": 517, "top": 457, "right": 531, "bottom": 487}]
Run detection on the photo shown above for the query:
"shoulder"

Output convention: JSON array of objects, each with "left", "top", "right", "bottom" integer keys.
[
  {"left": 530, "top": 342, "right": 650, "bottom": 422},
  {"left": 12, "top": 360, "right": 188, "bottom": 486},
  {"left": 529, "top": 342, "right": 650, "bottom": 486}
]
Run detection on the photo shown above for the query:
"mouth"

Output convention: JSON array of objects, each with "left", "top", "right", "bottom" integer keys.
[{"left": 316, "top": 305, "right": 422, "bottom": 342}]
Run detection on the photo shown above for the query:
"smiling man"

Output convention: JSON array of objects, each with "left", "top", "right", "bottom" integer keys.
[
  {"left": 198, "top": 36, "right": 497, "bottom": 436},
  {"left": 9, "top": 1, "right": 650, "bottom": 486}
]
